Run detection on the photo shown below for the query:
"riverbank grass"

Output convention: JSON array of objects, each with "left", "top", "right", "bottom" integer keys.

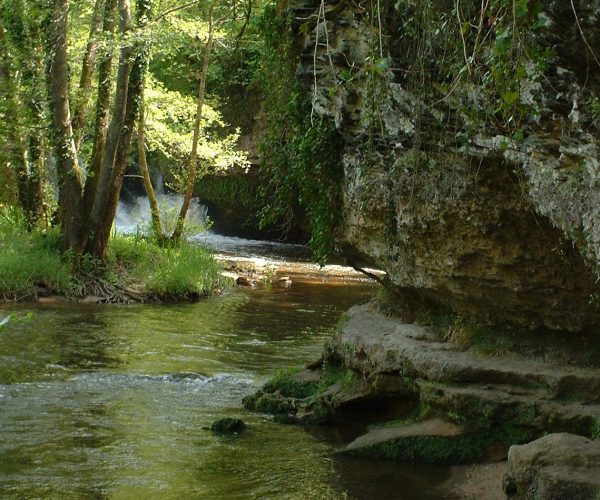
[
  {"left": 0, "top": 211, "right": 227, "bottom": 302},
  {"left": 108, "top": 235, "right": 228, "bottom": 300}
]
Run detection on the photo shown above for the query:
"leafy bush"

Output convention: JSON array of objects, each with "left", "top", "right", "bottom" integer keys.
[{"left": 257, "top": 5, "right": 344, "bottom": 265}]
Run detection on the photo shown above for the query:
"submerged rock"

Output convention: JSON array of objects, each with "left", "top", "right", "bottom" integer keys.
[
  {"left": 211, "top": 418, "right": 247, "bottom": 435},
  {"left": 164, "top": 372, "right": 207, "bottom": 382},
  {"left": 503, "top": 433, "right": 600, "bottom": 499}
]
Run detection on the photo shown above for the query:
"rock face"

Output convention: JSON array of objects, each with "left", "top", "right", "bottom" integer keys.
[
  {"left": 286, "top": 0, "right": 600, "bottom": 331},
  {"left": 504, "top": 433, "right": 600, "bottom": 499},
  {"left": 326, "top": 304, "right": 600, "bottom": 461}
]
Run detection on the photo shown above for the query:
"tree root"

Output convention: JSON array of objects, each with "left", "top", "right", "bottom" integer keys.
[{"left": 68, "top": 273, "right": 140, "bottom": 304}]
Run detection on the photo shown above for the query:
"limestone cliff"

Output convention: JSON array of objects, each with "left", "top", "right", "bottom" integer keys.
[{"left": 286, "top": 0, "right": 600, "bottom": 331}]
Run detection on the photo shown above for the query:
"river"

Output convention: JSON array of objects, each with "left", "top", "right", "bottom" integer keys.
[{"left": 1, "top": 208, "right": 460, "bottom": 498}]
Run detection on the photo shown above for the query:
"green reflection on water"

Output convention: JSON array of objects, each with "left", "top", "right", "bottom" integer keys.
[{"left": 0, "top": 280, "right": 456, "bottom": 499}]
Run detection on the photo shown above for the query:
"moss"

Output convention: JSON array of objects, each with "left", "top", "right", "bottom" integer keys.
[
  {"left": 372, "top": 403, "right": 433, "bottom": 430},
  {"left": 591, "top": 419, "right": 600, "bottom": 440},
  {"left": 350, "top": 434, "right": 490, "bottom": 464},
  {"left": 243, "top": 391, "right": 296, "bottom": 415},
  {"left": 307, "top": 399, "right": 334, "bottom": 424},
  {"left": 261, "top": 372, "right": 318, "bottom": 399},
  {"left": 316, "top": 363, "right": 356, "bottom": 393},
  {"left": 335, "top": 313, "right": 351, "bottom": 332}
]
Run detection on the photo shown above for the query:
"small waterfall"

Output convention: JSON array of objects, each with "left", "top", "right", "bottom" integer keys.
[
  {"left": 115, "top": 173, "right": 208, "bottom": 237},
  {"left": 114, "top": 171, "right": 309, "bottom": 259}
]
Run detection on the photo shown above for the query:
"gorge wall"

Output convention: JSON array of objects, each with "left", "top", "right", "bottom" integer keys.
[{"left": 283, "top": 0, "right": 600, "bottom": 332}]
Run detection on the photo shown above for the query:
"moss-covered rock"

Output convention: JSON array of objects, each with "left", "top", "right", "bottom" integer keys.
[
  {"left": 211, "top": 418, "right": 247, "bottom": 435},
  {"left": 242, "top": 391, "right": 297, "bottom": 416},
  {"left": 261, "top": 373, "right": 318, "bottom": 399}
]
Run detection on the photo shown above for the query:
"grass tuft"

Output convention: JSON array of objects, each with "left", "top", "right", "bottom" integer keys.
[
  {"left": 0, "top": 210, "right": 71, "bottom": 299},
  {"left": 0, "top": 207, "right": 227, "bottom": 302},
  {"left": 108, "top": 235, "right": 228, "bottom": 299}
]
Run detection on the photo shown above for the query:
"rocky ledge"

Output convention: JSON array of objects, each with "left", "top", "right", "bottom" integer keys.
[{"left": 243, "top": 303, "right": 600, "bottom": 497}]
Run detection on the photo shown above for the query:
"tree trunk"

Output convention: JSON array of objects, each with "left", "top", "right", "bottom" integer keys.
[
  {"left": 86, "top": 0, "right": 151, "bottom": 258},
  {"left": 81, "top": 0, "right": 118, "bottom": 244},
  {"left": 85, "top": 0, "right": 133, "bottom": 256},
  {"left": 47, "top": 0, "right": 84, "bottom": 251},
  {"left": 26, "top": 134, "right": 46, "bottom": 227},
  {"left": 137, "top": 91, "right": 163, "bottom": 240},
  {"left": 0, "top": 24, "right": 29, "bottom": 221},
  {"left": 72, "top": 0, "right": 105, "bottom": 150},
  {"left": 171, "top": 0, "right": 215, "bottom": 242}
]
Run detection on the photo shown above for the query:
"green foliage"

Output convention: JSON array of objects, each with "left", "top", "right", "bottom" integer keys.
[
  {"left": 591, "top": 419, "right": 600, "bottom": 439},
  {"left": 242, "top": 391, "right": 296, "bottom": 415},
  {"left": 257, "top": 5, "right": 343, "bottom": 264},
  {"left": 390, "top": 0, "right": 554, "bottom": 138},
  {"left": 316, "top": 362, "right": 355, "bottom": 392},
  {"left": 0, "top": 206, "right": 72, "bottom": 298},
  {"left": 196, "top": 174, "right": 258, "bottom": 210},
  {"left": 144, "top": 74, "right": 249, "bottom": 190},
  {"left": 145, "top": 0, "right": 256, "bottom": 189},
  {"left": 589, "top": 97, "right": 600, "bottom": 127},
  {"left": 0, "top": 207, "right": 226, "bottom": 301}
]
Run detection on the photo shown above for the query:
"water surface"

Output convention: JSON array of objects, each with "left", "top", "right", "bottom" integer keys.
[{"left": 0, "top": 278, "right": 456, "bottom": 499}]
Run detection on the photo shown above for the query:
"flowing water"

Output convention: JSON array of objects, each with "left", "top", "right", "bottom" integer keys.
[
  {"left": 0, "top": 279, "right": 459, "bottom": 499},
  {"left": 1, "top": 197, "right": 460, "bottom": 499}
]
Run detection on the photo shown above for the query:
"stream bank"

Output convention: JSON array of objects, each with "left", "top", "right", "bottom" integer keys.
[
  {"left": 0, "top": 260, "right": 480, "bottom": 499},
  {"left": 244, "top": 301, "right": 600, "bottom": 498}
]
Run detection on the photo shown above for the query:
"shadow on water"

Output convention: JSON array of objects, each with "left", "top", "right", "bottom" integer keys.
[{"left": 0, "top": 276, "right": 458, "bottom": 499}]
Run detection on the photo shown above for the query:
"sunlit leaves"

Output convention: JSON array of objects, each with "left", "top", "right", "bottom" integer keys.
[{"left": 143, "top": 75, "right": 248, "bottom": 190}]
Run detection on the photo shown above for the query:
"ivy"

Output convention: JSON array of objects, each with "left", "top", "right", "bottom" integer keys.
[
  {"left": 257, "top": 5, "right": 343, "bottom": 265},
  {"left": 388, "top": 0, "right": 555, "bottom": 139}
]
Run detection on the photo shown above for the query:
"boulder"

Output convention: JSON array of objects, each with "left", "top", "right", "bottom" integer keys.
[{"left": 504, "top": 433, "right": 600, "bottom": 499}]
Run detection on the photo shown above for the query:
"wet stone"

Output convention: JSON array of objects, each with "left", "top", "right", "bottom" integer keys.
[{"left": 211, "top": 418, "right": 247, "bottom": 435}]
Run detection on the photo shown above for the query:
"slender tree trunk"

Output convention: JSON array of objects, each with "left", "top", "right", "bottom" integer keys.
[
  {"left": 86, "top": 0, "right": 151, "bottom": 258},
  {"left": 26, "top": 134, "right": 46, "bottom": 226},
  {"left": 171, "top": 0, "right": 215, "bottom": 242},
  {"left": 0, "top": 24, "right": 29, "bottom": 219},
  {"left": 72, "top": 0, "right": 105, "bottom": 150},
  {"left": 80, "top": 0, "right": 118, "bottom": 244},
  {"left": 47, "top": 0, "right": 84, "bottom": 251},
  {"left": 137, "top": 91, "right": 163, "bottom": 240}
]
